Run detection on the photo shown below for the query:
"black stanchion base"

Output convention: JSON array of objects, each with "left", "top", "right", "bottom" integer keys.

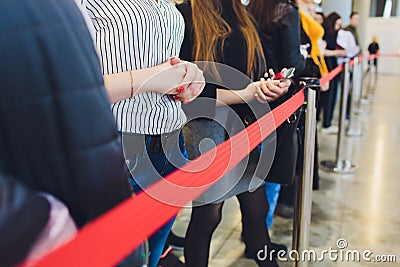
[{"left": 320, "top": 160, "right": 356, "bottom": 174}]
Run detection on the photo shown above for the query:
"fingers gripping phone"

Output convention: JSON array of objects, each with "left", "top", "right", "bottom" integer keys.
[{"left": 272, "top": 67, "right": 295, "bottom": 80}]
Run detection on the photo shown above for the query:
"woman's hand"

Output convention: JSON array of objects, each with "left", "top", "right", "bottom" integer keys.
[
  {"left": 143, "top": 59, "right": 205, "bottom": 104},
  {"left": 254, "top": 78, "right": 289, "bottom": 103},
  {"left": 103, "top": 57, "right": 195, "bottom": 103},
  {"left": 137, "top": 58, "right": 187, "bottom": 95},
  {"left": 173, "top": 60, "right": 205, "bottom": 104},
  {"left": 254, "top": 69, "right": 291, "bottom": 103},
  {"left": 215, "top": 74, "right": 290, "bottom": 106}
]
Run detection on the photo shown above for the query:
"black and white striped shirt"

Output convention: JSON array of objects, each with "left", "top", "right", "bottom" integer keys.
[{"left": 82, "top": 0, "right": 186, "bottom": 134}]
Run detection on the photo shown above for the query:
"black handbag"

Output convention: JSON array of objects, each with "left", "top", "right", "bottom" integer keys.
[{"left": 265, "top": 107, "right": 303, "bottom": 185}]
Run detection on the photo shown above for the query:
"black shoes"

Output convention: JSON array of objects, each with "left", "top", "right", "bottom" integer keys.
[
  {"left": 158, "top": 232, "right": 185, "bottom": 267},
  {"left": 158, "top": 247, "right": 185, "bottom": 267},
  {"left": 167, "top": 232, "right": 185, "bottom": 251}
]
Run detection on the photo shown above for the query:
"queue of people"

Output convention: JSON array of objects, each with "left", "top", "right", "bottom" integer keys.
[{"left": 0, "top": 0, "right": 367, "bottom": 267}]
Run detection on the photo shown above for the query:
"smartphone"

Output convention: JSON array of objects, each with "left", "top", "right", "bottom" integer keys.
[
  {"left": 282, "top": 67, "right": 295, "bottom": 79},
  {"left": 272, "top": 67, "right": 296, "bottom": 80}
]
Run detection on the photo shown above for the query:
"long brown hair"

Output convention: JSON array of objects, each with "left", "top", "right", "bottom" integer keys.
[{"left": 190, "top": 0, "right": 265, "bottom": 77}]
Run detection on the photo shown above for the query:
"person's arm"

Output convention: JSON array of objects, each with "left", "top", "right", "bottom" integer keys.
[
  {"left": 216, "top": 78, "right": 291, "bottom": 106},
  {"left": 103, "top": 58, "right": 181, "bottom": 103},
  {"left": 81, "top": 1, "right": 204, "bottom": 104},
  {"left": 324, "top": 48, "right": 347, "bottom": 57},
  {"left": 216, "top": 87, "right": 255, "bottom": 106},
  {"left": 103, "top": 58, "right": 205, "bottom": 104}
]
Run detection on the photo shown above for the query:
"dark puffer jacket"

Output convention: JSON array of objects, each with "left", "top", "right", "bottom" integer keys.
[{"left": 0, "top": 0, "right": 132, "bottom": 265}]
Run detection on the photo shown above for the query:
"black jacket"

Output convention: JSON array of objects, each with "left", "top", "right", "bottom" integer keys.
[
  {"left": 0, "top": 0, "right": 131, "bottom": 265},
  {"left": 259, "top": 1, "right": 304, "bottom": 74},
  {"left": 255, "top": 0, "right": 305, "bottom": 108}
]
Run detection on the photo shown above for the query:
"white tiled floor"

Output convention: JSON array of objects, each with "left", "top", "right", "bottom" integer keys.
[{"left": 172, "top": 72, "right": 400, "bottom": 266}]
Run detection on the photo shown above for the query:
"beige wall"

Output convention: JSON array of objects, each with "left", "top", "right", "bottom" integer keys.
[
  {"left": 321, "top": 0, "right": 352, "bottom": 25},
  {"left": 353, "top": 0, "right": 372, "bottom": 51},
  {"left": 322, "top": 0, "right": 400, "bottom": 74},
  {"left": 366, "top": 17, "right": 400, "bottom": 74}
]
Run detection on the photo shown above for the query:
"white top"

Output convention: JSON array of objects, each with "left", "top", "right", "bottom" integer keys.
[
  {"left": 337, "top": 29, "right": 360, "bottom": 64},
  {"left": 81, "top": 0, "right": 186, "bottom": 134}
]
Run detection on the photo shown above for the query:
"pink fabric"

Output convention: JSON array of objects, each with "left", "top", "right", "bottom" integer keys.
[{"left": 25, "top": 194, "right": 77, "bottom": 266}]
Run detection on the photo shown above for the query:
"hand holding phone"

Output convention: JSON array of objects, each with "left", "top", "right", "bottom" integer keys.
[{"left": 268, "top": 67, "right": 295, "bottom": 80}]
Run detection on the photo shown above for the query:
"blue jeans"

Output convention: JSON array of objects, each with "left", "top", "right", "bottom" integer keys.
[
  {"left": 265, "top": 182, "right": 281, "bottom": 229},
  {"left": 120, "top": 132, "right": 187, "bottom": 267}
]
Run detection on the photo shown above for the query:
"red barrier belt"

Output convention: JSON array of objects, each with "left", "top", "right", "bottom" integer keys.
[
  {"left": 319, "top": 53, "right": 400, "bottom": 86},
  {"left": 24, "top": 53, "right": 399, "bottom": 266},
  {"left": 320, "top": 65, "right": 343, "bottom": 86},
  {"left": 30, "top": 90, "right": 305, "bottom": 267},
  {"left": 374, "top": 53, "right": 400, "bottom": 58}
]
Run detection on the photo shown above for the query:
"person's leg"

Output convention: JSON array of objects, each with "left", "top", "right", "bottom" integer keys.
[
  {"left": 238, "top": 187, "right": 278, "bottom": 267},
  {"left": 346, "top": 68, "right": 353, "bottom": 120},
  {"left": 367, "top": 59, "right": 371, "bottom": 73},
  {"left": 166, "top": 231, "right": 185, "bottom": 250},
  {"left": 122, "top": 133, "right": 187, "bottom": 267},
  {"left": 153, "top": 133, "right": 188, "bottom": 266},
  {"left": 317, "top": 91, "right": 328, "bottom": 124},
  {"left": 147, "top": 219, "right": 175, "bottom": 266},
  {"left": 181, "top": 118, "right": 228, "bottom": 266},
  {"left": 127, "top": 149, "right": 176, "bottom": 267},
  {"left": 277, "top": 184, "right": 295, "bottom": 206},
  {"left": 184, "top": 202, "right": 224, "bottom": 267},
  {"left": 323, "top": 76, "right": 339, "bottom": 128},
  {"left": 265, "top": 182, "right": 281, "bottom": 229}
]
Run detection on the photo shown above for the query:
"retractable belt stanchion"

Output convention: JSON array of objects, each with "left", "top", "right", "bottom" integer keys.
[
  {"left": 347, "top": 57, "right": 363, "bottom": 137},
  {"left": 355, "top": 56, "right": 371, "bottom": 116},
  {"left": 320, "top": 61, "right": 356, "bottom": 174},
  {"left": 367, "top": 57, "right": 375, "bottom": 100},
  {"left": 292, "top": 78, "right": 318, "bottom": 267}
]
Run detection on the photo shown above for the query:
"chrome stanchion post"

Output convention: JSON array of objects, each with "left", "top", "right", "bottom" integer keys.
[
  {"left": 347, "top": 58, "right": 363, "bottom": 137},
  {"left": 355, "top": 57, "right": 370, "bottom": 116},
  {"left": 292, "top": 78, "right": 318, "bottom": 267},
  {"left": 367, "top": 57, "right": 374, "bottom": 100},
  {"left": 320, "top": 62, "right": 356, "bottom": 174}
]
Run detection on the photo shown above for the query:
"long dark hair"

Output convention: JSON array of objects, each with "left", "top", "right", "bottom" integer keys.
[
  {"left": 324, "top": 12, "right": 341, "bottom": 40},
  {"left": 189, "top": 0, "right": 265, "bottom": 76},
  {"left": 248, "top": 0, "right": 296, "bottom": 31}
]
